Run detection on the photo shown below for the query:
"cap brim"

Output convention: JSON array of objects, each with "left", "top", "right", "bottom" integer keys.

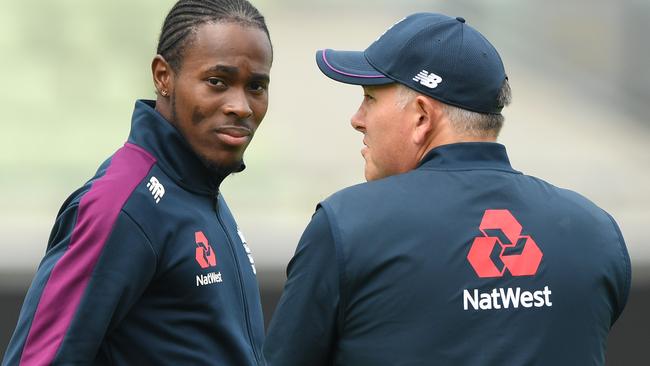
[{"left": 316, "top": 49, "right": 393, "bottom": 85}]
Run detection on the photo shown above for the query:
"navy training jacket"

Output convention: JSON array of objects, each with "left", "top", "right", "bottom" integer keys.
[
  {"left": 3, "top": 100, "right": 265, "bottom": 365},
  {"left": 265, "top": 142, "right": 631, "bottom": 366}
]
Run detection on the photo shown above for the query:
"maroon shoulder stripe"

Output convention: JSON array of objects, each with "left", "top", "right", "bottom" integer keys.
[{"left": 20, "top": 143, "right": 156, "bottom": 365}]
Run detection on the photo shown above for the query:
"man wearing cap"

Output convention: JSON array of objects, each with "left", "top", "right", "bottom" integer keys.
[{"left": 264, "top": 12, "right": 630, "bottom": 366}]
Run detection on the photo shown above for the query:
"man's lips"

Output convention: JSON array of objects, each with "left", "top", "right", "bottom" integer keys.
[
  {"left": 215, "top": 126, "right": 252, "bottom": 137},
  {"left": 213, "top": 126, "right": 253, "bottom": 146}
]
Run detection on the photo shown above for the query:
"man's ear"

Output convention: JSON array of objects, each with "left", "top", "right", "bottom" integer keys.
[
  {"left": 152, "top": 55, "right": 174, "bottom": 97},
  {"left": 412, "top": 95, "right": 442, "bottom": 145}
]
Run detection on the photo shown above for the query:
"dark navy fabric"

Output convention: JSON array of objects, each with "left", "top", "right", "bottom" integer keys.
[
  {"left": 265, "top": 142, "right": 631, "bottom": 366},
  {"left": 316, "top": 13, "right": 507, "bottom": 114},
  {"left": 3, "top": 100, "right": 265, "bottom": 366}
]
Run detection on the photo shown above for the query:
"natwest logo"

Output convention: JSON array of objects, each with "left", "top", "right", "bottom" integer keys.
[
  {"left": 467, "top": 209, "right": 543, "bottom": 278},
  {"left": 195, "top": 231, "right": 217, "bottom": 269}
]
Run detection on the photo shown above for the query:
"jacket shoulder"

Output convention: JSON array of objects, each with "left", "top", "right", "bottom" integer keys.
[
  {"left": 321, "top": 175, "right": 405, "bottom": 212},
  {"left": 526, "top": 174, "right": 613, "bottom": 220}
]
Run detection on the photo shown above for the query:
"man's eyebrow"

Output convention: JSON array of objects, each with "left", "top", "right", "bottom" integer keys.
[
  {"left": 250, "top": 73, "right": 270, "bottom": 83},
  {"left": 206, "top": 65, "right": 269, "bottom": 82},
  {"left": 207, "top": 64, "right": 239, "bottom": 75}
]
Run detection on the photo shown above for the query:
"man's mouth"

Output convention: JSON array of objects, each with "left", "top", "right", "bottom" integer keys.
[
  {"left": 213, "top": 126, "right": 253, "bottom": 146},
  {"left": 361, "top": 139, "right": 368, "bottom": 157}
]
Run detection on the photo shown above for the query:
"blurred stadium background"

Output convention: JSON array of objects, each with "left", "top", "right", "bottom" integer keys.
[{"left": 1, "top": 0, "right": 648, "bottom": 364}]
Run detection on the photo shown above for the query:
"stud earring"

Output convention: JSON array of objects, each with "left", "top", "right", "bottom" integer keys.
[{"left": 160, "top": 89, "right": 168, "bottom": 97}]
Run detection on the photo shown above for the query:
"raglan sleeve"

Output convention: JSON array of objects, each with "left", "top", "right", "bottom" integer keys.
[
  {"left": 2, "top": 203, "right": 157, "bottom": 366},
  {"left": 264, "top": 207, "right": 341, "bottom": 366}
]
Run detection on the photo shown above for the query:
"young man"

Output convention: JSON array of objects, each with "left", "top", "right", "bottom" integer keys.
[
  {"left": 264, "top": 13, "right": 631, "bottom": 365},
  {"left": 3, "top": 1, "right": 272, "bottom": 365}
]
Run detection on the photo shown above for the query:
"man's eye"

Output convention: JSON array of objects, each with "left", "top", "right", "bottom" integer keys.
[
  {"left": 207, "top": 78, "right": 225, "bottom": 87},
  {"left": 249, "top": 82, "right": 268, "bottom": 92},
  {"left": 363, "top": 94, "right": 374, "bottom": 101}
]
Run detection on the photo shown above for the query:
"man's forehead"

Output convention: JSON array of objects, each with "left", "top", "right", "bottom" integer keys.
[
  {"left": 362, "top": 83, "right": 397, "bottom": 93},
  {"left": 179, "top": 23, "right": 272, "bottom": 74},
  {"left": 186, "top": 22, "right": 271, "bottom": 58}
]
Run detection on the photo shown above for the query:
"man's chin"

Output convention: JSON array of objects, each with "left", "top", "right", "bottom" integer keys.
[
  {"left": 364, "top": 167, "right": 376, "bottom": 182},
  {"left": 364, "top": 165, "right": 386, "bottom": 182},
  {"left": 199, "top": 154, "right": 245, "bottom": 179}
]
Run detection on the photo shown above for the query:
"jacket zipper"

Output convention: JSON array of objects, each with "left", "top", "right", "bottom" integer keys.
[{"left": 214, "top": 193, "right": 261, "bottom": 365}]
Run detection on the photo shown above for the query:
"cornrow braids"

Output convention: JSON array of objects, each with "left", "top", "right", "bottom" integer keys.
[{"left": 156, "top": 0, "right": 271, "bottom": 71}]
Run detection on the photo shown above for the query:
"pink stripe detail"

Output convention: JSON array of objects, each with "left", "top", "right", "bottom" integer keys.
[
  {"left": 321, "top": 49, "right": 386, "bottom": 78},
  {"left": 20, "top": 142, "right": 156, "bottom": 365}
]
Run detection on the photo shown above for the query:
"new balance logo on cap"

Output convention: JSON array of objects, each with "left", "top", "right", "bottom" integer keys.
[
  {"left": 146, "top": 176, "right": 165, "bottom": 204},
  {"left": 413, "top": 70, "right": 442, "bottom": 89}
]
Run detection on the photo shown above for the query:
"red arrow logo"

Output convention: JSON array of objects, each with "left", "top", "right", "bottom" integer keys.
[{"left": 467, "top": 210, "right": 543, "bottom": 278}]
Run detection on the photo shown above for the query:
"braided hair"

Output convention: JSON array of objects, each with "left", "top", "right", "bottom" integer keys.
[{"left": 157, "top": 0, "right": 271, "bottom": 72}]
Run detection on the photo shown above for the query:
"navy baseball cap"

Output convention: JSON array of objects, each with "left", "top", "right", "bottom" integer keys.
[{"left": 316, "top": 13, "right": 507, "bottom": 114}]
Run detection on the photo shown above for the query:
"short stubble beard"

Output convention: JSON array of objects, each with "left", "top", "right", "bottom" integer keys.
[{"left": 170, "top": 93, "right": 244, "bottom": 180}]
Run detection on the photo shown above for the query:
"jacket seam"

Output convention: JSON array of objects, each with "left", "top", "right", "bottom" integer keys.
[
  {"left": 317, "top": 203, "right": 348, "bottom": 336},
  {"left": 120, "top": 209, "right": 159, "bottom": 266},
  {"left": 605, "top": 212, "right": 632, "bottom": 322},
  {"left": 418, "top": 167, "right": 522, "bottom": 174}
]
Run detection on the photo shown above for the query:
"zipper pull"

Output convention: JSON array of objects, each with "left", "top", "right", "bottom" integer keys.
[{"left": 214, "top": 192, "right": 221, "bottom": 212}]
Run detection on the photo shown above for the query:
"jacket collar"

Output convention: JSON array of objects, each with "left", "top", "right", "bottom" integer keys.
[
  {"left": 417, "top": 142, "right": 519, "bottom": 173},
  {"left": 127, "top": 99, "right": 244, "bottom": 195}
]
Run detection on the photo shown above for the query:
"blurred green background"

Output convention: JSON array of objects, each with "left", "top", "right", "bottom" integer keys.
[{"left": 1, "top": 0, "right": 649, "bottom": 363}]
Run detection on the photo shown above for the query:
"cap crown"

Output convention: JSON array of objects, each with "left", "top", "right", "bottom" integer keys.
[{"left": 365, "top": 13, "right": 506, "bottom": 114}]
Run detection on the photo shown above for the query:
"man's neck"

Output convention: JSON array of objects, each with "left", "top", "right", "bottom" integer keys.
[{"left": 418, "top": 134, "right": 497, "bottom": 163}]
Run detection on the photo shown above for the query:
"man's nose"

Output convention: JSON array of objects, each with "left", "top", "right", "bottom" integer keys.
[
  {"left": 350, "top": 108, "right": 365, "bottom": 133},
  {"left": 223, "top": 89, "right": 253, "bottom": 119}
]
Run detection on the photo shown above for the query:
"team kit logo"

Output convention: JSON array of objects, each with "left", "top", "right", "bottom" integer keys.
[
  {"left": 146, "top": 176, "right": 165, "bottom": 204},
  {"left": 193, "top": 229, "right": 257, "bottom": 286},
  {"left": 194, "top": 231, "right": 222, "bottom": 287},
  {"left": 463, "top": 210, "right": 552, "bottom": 311},
  {"left": 413, "top": 70, "right": 442, "bottom": 89}
]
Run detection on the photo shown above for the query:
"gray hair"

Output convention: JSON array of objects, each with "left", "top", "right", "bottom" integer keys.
[{"left": 396, "top": 78, "right": 512, "bottom": 138}]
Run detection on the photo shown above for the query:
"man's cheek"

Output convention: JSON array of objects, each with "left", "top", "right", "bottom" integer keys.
[{"left": 192, "top": 106, "right": 207, "bottom": 125}]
